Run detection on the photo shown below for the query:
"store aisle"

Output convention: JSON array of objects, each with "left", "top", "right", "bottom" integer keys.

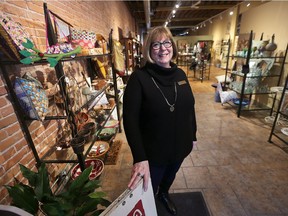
[{"left": 100, "top": 66, "right": 288, "bottom": 216}]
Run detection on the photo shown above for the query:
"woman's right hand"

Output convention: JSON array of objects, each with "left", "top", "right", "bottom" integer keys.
[{"left": 128, "top": 160, "right": 150, "bottom": 192}]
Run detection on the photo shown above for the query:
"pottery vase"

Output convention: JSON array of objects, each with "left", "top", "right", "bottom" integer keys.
[
  {"left": 70, "top": 137, "right": 85, "bottom": 154},
  {"left": 258, "top": 40, "right": 269, "bottom": 52},
  {"left": 77, "top": 129, "right": 92, "bottom": 143},
  {"left": 81, "top": 122, "right": 97, "bottom": 135},
  {"left": 265, "top": 34, "right": 277, "bottom": 52}
]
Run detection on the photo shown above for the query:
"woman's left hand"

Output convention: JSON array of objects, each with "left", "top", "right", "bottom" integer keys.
[{"left": 128, "top": 160, "right": 150, "bottom": 192}]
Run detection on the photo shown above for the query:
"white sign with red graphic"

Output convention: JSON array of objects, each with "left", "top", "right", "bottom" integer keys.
[{"left": 100, "top": 178, "right": 157, "bottom": 216}]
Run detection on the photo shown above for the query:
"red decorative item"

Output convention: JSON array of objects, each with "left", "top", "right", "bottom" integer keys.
[
  {"left": 38, "top": 53, "right": 44, "bottom": 58},
  {"left": 71, "top": 159, "right": 104, "bottom": 180}
]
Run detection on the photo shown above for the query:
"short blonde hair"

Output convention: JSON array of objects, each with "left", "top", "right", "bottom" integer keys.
[{"left": 143, "top": 26, "right": 178, "bottom": 64}]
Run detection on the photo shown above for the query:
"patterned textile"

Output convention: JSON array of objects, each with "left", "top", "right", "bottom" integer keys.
[
  {"left": 71, "top": 28, "right": 96, "bottom": 41},
  {"left": 14, "top": 74, "right": 49, "bottom": 121},
  {"left": 0, "top": 11, "right": 34, "bottom": 60},
  {"left": 71, "top": 39, "right": 94, "bottom": 49}
]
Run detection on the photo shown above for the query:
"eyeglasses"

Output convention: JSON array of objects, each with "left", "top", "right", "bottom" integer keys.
[{"left": 151, "top": 41, "right": 172, "bottom": 50}]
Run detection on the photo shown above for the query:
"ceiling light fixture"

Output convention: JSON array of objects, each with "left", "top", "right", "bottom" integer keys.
[
  {"left": 163, "top": 0, "right": 181, "bottom": 26},
  {"left": 229, "top": 11, "right": 234, "bottom": 15},
  {"left": 247, "top": 3, "right": 251, "bottom": 7},
  {"left": 209, "top": 19, "right": 213, "bottom": 24}
]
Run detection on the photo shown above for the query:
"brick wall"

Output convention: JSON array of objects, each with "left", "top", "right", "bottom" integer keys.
[{"left": 0, "top": 1, "right": 135, "bottom": 205}]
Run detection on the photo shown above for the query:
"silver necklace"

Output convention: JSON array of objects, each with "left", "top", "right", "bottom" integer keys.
[{"left": 151, "top": 77, "right": 177, "bottom": 112}]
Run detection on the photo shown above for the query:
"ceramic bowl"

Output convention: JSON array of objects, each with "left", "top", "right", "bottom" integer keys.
[
  {"left": 87, "top": 141, "right": 110, "bottom": 158},
  {"left": 232, "top": 98, "right": 250, "bottom": 106},
  {"left": 98, "top": 127, "right": 116, "bottom": 141},
  {"left": 71, "top": 159, "right": 104, "bottom": 180}
]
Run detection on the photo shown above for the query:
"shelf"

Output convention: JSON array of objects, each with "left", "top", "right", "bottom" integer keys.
[
  {"left": 77, "top": 82, "right": 112, "bottom": 112},
  {"left": 223, "top": 31, "right": 286, "bottom": 118},
  {"left": 270, "top": 126, "right": 288, "bottom": 145},
  {"left": 0, "top": 26, "right": 122, "bottom": 176},
  {"left": 227, "top": 70, "right": 282, "bottom": 78},
  {"left": 0, "top": 53, "right": 111, "bottom": 66},
  {"left": 230, "top": 55, "right": 286, "bottom": 59},
  {"left": 41, "top": 104, "right": 118, "bottom": 163},
  {"left": 226, "top": 100, "right": 273, "bottom": 111}
]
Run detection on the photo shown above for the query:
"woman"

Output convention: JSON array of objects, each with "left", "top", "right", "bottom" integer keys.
[{"left": 123, "top": 26, "right": 197, "bottom": 215}]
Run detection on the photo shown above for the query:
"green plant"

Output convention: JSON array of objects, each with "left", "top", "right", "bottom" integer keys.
[{"left": 5, "top": 163, "right": 110, "bottom": 216}]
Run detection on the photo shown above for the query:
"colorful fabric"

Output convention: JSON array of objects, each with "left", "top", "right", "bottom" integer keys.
[
  {"left": 71, "top": 28, "right": 96, "bottom": 41},
  {"left": 0, "top": 11, "right": 34, "bottom": 60},
  {"left": 14, "top": 74, "right": 49, "bottom": 121},
  {"left": 71, "top": 39, "right": 94, "bottom": 49}
]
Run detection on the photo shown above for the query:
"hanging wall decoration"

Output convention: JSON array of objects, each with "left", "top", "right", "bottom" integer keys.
[
  {"left": 19, "top": 39, "right": 81, "bottom": 67},
  {"left": 0, "top": 11, "right": 35, "bottom": 60}
]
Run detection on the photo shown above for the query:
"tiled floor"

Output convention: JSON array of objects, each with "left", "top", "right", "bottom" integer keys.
[{"left": 100, "top": 66, "right": 288, "bottom": 216}]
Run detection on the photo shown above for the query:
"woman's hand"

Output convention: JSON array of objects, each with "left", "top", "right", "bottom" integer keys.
[{"left": 128, "top": 160, "right": 150, "bottom": 192}]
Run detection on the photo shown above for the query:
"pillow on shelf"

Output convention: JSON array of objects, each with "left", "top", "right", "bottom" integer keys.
[{"left": 14, "top": 74, "right": 49, "bottom": 121}]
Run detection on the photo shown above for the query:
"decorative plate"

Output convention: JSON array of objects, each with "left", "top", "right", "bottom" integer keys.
[
  {"left": 281, "top": 128, "right": 288, "bottom": 136},
  {"left": 71, "top": 159, "right": 104, "bottom": 180},
  {"left": 232, "top": 98, "right": 250, "bottom": 106},
  {"left": 87, "top": 141, "right": 110, "bottom": 158}
]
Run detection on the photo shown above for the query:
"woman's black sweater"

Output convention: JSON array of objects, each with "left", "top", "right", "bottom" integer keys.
[{"left": 123, "top": 62, "right": 197, "bottom": 166}]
